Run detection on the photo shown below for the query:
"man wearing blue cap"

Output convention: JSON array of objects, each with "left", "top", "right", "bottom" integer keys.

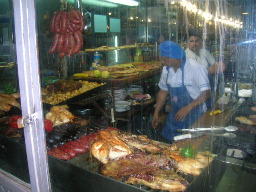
[{"left": 152, "top": 41, "right": 211, "bottom": 141}]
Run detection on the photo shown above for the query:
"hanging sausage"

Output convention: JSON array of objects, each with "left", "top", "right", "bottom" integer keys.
[{"left": 49, "top": 9, "right": 85, "bottom": 58}]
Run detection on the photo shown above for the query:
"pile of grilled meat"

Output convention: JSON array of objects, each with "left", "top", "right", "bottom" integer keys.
[
  {"left": 46, "top": 126, "right": 213, "bottom": 192},
  {"left": 90, "top": 129, "right": 213, "bottom": 192}
]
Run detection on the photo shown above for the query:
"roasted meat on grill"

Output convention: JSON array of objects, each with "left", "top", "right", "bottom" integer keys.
[
  {"left": 89, "top": 129, "right": 215, "bottom": 191},
  {"left": 91, "top": 130, "right": 132, "bottom": 164},
  {"left": 120, "top": 152, "right": 178, "bottom": 170},
  {"left": 91, "top": 130, "right": 213, "bottom": 176},
  {"left": 46, "top": 105, "right": 75, "bottom": 126},
  {"left": 101, "top": 159, "right": 189, "bottom": 192},
  {"left": 164, "top": 150, "right": 213, "bottom": 176},
  {"left": 119, "top": 133, "right": 162, "bottom": 153}
]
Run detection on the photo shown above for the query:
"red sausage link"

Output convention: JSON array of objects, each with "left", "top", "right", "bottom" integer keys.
[
  {"left": 67, "top": 10, "right": 81, "bottom": 24},
  {"left": 57, "top": 33, "right": 64, "bottom": 53},
  {"left": 67, "top": 19, "right": 76, "bottom": 33},
  {"left": 79, "top": 14, "right": 85, "bottom": 32},
  {"left": 61, "top": 12, "right": 68, "bottom": 33},
  {"left": 72, "top": 9, "right": 81, "bottom": 21},
  {"left": 58, "top": 145, "right": 77, "bottom": 158},
  {"left": 75, "top": 140, "right": 91, "bottom": 149},
  {"left": 63, "top": 142, "right": 86, "bottom": 154},
  {"left": 76, "top": 138, "right": 92, "bottom": 144},
  {"left": 68, "top": 141, "right": 87, "bottom": 148},
  {"left": 58, "top": 52, "right": 65, "bottom": 58},
  {"left": 50, "top": 12, "right": 57, "bottom": 33},
  {"left": 80, "top": 134, "right": 97, "bottom": 141},
  {"left": 63, "top": 34, "right": 70, "bottom": 54},
  {"left": 54, "top": 11, "right": 62, "bottom": 33},
  {"left": 74, "top": 23, "right": 81, "bottom": 31},
  {"left": 76, "top": 138, "right": 91, "bottom": 144},
  {"left": 48, "top": 150, "right": 63, "bottom": 159},
  {"left": 73, "top": 31, "right": 83, "bottom": 54},
  {"left": 51, "top": 147, "right": 71, "bottom": 160},
  {"left": 68, "top": 34, "right": 75, "bottom": 57},
  {"left": 49, "top": 33, "right": 59, "bottom": 53}
]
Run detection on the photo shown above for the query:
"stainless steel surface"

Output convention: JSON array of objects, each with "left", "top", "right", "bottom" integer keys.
[
  {"left": 0, "top": 169, "right": 31, "bottom": 192},
  {"left": 205, "top": 132, "right": 236, "bottom": 138},
  {"left": 178, "top": 126, "right": 238, "bottom": 132},
  {"left": 174, "top": 133, "right": 204, "bottom": 141}
]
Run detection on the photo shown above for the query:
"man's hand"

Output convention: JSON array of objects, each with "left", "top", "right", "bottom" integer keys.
[
  {"left": 152, "top": 113, "right": 159, "bottom": 129},
  {"left": 175, "top": 105, "right": 192, "bottom": 121},
  {"left": 175, "top": 90, "right": 211, "bottom": 121},
  {"left": 208, "top": 62, "right": 226, "bottom": 74},
  {"left": 152, "top": 90, "right": 168, "bottom": 129}
]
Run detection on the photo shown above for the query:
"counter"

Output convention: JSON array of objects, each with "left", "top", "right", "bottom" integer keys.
[
  {"left": 173, "top": 99, "right": 256, "bottom": 192},
  {"left": 191, "top": 102, "right": 240, "bottom": 128}
]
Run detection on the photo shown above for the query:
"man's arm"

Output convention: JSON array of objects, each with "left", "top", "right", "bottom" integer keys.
[
  {"left": 152, "top": 89, "right": 169, "bottom": 128},
  {"left": 208, "top": 62, "right": 226, "bottom": 74},
  {"left": 175, "top": 90, "right": 211, "bottom": 121}
]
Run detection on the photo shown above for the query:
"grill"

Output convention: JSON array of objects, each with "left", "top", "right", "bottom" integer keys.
[
  {"left": 1, "top": 99, "right": 256, "bottom": 191},
  {"left": 1, "top": 122, "right": 255, "bottom": 192},
  {"left": 67, "top": 150, "right": 226, "bottom": 192},
  {"left": 64, "top": 128, "right": 212, "bottom": 192}
]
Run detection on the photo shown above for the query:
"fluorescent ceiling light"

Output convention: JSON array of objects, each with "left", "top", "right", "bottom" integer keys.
[
  {"left": 105, "top": 0, "right": 139, "bottom": 6},
  {"left": 81, "top": 0, "right": 118, "bottom": 7}
]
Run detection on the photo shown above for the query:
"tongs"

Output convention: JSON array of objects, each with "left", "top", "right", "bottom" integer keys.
[{"left": 177, "top": 126, "right": 238, "bottom": 132}]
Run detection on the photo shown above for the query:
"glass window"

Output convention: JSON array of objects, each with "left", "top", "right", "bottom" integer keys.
[
  {"left": 110, "top": 18, "right": 120, "bottom": 32},
  {"left": 1, "top": 0, "right": 256, "bottom": 192},
  {"left": 94, "top": 14, "right": 108, "bottom": 33}
]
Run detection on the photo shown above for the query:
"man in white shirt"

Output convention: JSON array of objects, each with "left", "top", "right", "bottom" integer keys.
[
  {"left": 152, "top": 41, "right": 211, "bottom": 141},
  {"left": 185, "top": 31, "right": 226, "bottom": 108},
  {"left": 185, "top": 32, "right": 226, "bottom": 74}
]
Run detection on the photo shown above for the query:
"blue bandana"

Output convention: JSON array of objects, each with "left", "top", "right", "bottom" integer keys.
[{"left": 159, "top": 41, "right": 185, "bottom": 60}]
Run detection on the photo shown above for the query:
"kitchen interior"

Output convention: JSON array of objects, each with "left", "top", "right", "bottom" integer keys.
[{"left": 0, "top": 0, "right": 256, "bottom": 191}]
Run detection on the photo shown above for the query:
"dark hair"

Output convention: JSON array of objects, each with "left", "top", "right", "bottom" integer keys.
[{"left": 188, "top": 29, "right": 202, "bottom": 39}]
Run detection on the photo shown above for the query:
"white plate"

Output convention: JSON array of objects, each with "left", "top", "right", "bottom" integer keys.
[
  {"left": 115, "top": 101, "right": 131, "bottom": 106},
  {"left": 115, "top": 106, "right": 130, "bottom": 112},
  {"left": 238, "top": 89, "right": 252, "bottom": 97}
]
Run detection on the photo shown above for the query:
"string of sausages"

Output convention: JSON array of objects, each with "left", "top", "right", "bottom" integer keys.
[{"left": 49, "top": 9, "right": 85, "bottom": 58}]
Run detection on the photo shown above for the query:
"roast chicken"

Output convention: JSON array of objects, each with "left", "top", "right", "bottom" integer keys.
[
  {"left": 45, "top": 105, "right": 75, "bottom": 127},
  {"left": 91, "top": 130, "right": 132, "bottom": 164}
]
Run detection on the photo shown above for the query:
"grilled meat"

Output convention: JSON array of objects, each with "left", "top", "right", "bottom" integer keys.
[
  {"left": 235, "top": 116, "right": 256, "bottom": 125},
  {"left": 46, "top": 79, "right": 83, "bottom": 93},
  {"left": 101, "top": 159, "right": 189, "bottom": 192},
  {"left": 46, "top": 105, "right": 75, "bottom": 126},
  {"left": 91, "top": 130, "right": 213, "bottom": 175},
  {"left": 119, "top": 133, "right": 162, "bottom": 153},
  {"left": 91, "top": 130, "right": 132, "bottom": 164},
  {"left": 121, "top": 152, "right": 178, "bottom": 170},
  {"left": 164, "top": 150, "right": 213, "bottom": 176}
]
